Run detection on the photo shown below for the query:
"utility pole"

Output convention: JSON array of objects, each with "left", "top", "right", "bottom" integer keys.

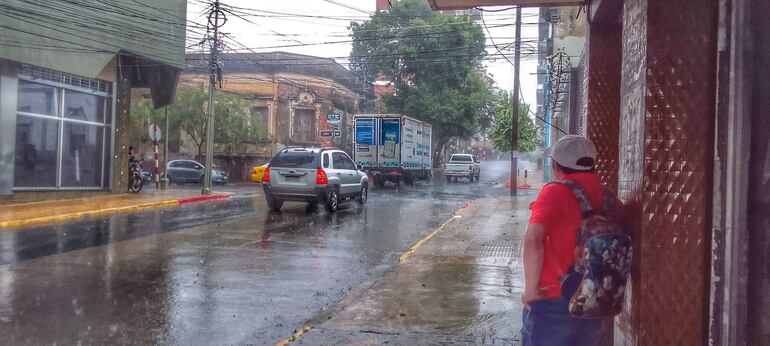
[
  {"left": 160, "top": 107, "right": 170, "bottom": 190},
  {"left": 509, "top": 7, "right": 521, "bottom": 197},
  {"left": 202, "top": 0, "right": 225, "bottom": 195}
]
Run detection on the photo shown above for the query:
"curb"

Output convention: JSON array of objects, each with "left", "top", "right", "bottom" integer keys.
[
  {"left": 398, "top": 198, "right": 476, "bottom": 263},
  {"left": 0, "top": 194, "right": 233, "bottom": 229},
  {"left": 0, "top": 199, "right": 179, "bottom": 229},
  {"left": 178, "top": 194, "right": 231, "bottom": 204}
]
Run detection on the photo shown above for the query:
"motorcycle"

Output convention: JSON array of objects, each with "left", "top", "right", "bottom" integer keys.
[{"left": 128, "top": 159, "right": 143, "bottom": 193}]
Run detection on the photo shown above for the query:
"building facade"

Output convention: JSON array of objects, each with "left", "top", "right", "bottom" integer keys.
[
  {"left": 430, "top": 0, "right": 770, "bottom": 344},
  {"left": 0, "top": 0, "right": 187, "bottom": 201},
  {"left": 179, "top": 52, "right": 373, "bottom": 181}
]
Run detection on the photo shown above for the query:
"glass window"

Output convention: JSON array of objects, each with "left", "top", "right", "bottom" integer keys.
[
  {"left": 64, "top": 90, "right": 105, "bottom": 124},
  {"left": 13, "top": 115, "right": 59, "bottom": 187},
  {"left": 270, "top": 151, "right": 318, "bottom": 169},
  {"left": 322, "top": 153, "right": 330, "bottom": 168},
  {"left": 450, "top": 155, "right": 473, "bottom": 163},
  {"left": 61, "top": 123, "right": 104, "bottom": 187},
  {"left": 13, "top": 77, "right": 112, "bottom": 190},
  {"left": 17, "top": 81, "right": 58, "bottom": 116},
  {"left": 343, "top": 154, "right": 356, "bottom": 169},
  {"left": 333, "top": 152, "right": 353, "bottom": 170}
]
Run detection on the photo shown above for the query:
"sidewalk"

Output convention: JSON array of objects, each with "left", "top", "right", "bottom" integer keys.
[
  {"left": 287, "top": 196, "right": 534, "bottom": 345},
  {"left": 0, "top": 191, "right": 231, "bottom": 229}
]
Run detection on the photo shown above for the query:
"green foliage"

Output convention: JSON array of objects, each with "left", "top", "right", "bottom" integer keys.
[
  {"left": 349, "top": 0, "right": 492, "bottom": 153},
  {"left": 489, "top": 90, "right": 539, "bottom": 152},
  {"left": 131, "top": 88, "right": 266, "bottom": 158}
]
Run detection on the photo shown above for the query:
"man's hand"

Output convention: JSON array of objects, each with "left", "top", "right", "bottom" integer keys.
[{"left": 521, "top": 287, "right": 549, "bottom": 308}]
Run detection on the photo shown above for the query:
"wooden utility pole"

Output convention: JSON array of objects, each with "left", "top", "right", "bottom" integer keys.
[{"left": 510, "top": 7, "right": 521, "bottom": 197}]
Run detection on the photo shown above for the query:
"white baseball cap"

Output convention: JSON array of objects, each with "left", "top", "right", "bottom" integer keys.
[{"left": 546, "top": 135, "right": 597, "bottom": 171}]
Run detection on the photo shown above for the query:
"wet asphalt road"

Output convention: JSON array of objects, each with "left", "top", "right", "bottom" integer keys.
[{"left": 0, "top": 161, "right": 524, "bottom": 345}]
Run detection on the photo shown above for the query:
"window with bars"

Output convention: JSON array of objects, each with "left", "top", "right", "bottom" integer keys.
[{"left": 13, "top": 67, "right": 113, "bottom": 190}]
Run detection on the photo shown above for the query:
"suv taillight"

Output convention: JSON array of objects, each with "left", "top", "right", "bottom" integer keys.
[
  {"left": 316, "top": 168, "right": 328, "bottom": 185},
  {"left": 263, "top": 167, "right": 270, "bottom": 183}
]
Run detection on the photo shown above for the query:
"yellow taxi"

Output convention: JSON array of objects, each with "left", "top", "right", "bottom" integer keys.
[{"left": 251, "top": 163, "right": 268, "bottom": 183}]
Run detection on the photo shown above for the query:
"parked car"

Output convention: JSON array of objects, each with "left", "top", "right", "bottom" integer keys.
[
  {"left": 251, "top": 163, "right": 268, "bottom": 183},
  {"left": 444, "top": 154, "right": 480, "bottom": 183},
  {"left": 140, "top": 168, "right": 153, "bottom": 183},
  {"left": 166, "top": 159, "right": 229, "bottom": 185},
  {"left": 262, "top": 147, "right": 369, "bottom": 212}
]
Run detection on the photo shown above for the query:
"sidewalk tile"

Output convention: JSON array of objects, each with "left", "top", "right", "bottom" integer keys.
[{"left": 296, "top": 196, "right": 534, "bottom": 345}]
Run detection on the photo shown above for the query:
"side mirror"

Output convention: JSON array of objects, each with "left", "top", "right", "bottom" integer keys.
[{"left": 357, "top": 164, "right": 364, "bottom": 171}]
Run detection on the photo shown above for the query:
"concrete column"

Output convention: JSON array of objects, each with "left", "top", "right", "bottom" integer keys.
[
  {"left": 616, "top": 0, "right": 718, "bottom": 344},
  {"left": 111, "top": 63, "right": 132, "bottom": 193},
  {"left": 0, "top": 60, "right": 19, "bottom": 195},
  {"left": 746, "top": 0, "right": 770, "bottom": 342}
]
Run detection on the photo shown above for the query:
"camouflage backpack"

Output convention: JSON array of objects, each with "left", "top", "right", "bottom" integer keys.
[{"left": 551, "top": 179, "right": 633, "bottom": 319}]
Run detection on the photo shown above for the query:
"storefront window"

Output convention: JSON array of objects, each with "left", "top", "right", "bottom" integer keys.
[
  {"left": 64, "top": 90, "right": 106, "bottom": 124},
  {"left": 17, "top": 82, "right": 58, "bottom": 116},
  {"left": 61, "top": 123, "right": 104, "bottom": 187},
  {"left": 13, "top": 115, "right": 59, "bottom": 188},
  {"left": 13, "top": 74, "right": 112, "bottom": 190}
]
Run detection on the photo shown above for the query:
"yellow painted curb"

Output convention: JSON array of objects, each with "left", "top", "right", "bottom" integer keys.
[
  {"left": 0, "top": 199, "right": 180, "bottom": 229},
  {"left": 274, "top": 326, "right": 312, "bottom": 346}
]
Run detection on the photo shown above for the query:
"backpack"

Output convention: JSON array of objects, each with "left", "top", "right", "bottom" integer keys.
[{"left": 550, "top": 179, "right": 633, "bottom": 319}]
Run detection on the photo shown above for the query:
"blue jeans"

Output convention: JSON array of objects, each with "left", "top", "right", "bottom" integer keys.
[{"left": 521, "top": 297, "right": 613, "bottom": 346}]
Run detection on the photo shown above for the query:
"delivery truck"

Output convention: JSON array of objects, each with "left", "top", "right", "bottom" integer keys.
[{"left": 353, "top": 114, "right": 432, "bottom": 187}]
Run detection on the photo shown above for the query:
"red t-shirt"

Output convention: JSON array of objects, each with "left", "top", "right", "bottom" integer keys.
[{"left": 528, "top": 172, "right": 605, "bottom": 299}]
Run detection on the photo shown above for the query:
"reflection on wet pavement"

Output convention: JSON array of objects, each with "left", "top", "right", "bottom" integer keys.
[{"left": 0, "top": 161, "right": 522, "bottom": 344}]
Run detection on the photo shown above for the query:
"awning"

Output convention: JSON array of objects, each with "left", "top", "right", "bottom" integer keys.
[{"left": 0, "top": 0, "right": 187, "bottom": 79}]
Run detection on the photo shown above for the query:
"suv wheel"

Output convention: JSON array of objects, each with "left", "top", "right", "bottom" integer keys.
[
  {"left": 266, "top": 193, "right": 283, "bottom": 211},
  {"left": 325, "top": 188, "right": 339, "bottom": 212},
  {"left": 358, "top": 184, "right": 368, "bottom": 205}
]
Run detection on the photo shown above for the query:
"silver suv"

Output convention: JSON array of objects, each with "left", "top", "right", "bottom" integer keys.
[{"left": 262, "top": 148, "right": 369, "bottom": 212}]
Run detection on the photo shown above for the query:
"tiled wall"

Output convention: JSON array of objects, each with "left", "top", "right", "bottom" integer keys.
[
  {"left": 615, "top": 0, "right": 718, "bottom": 344},
  {"left": 586, "top": 23, "right": 622, "bottom": 194}
]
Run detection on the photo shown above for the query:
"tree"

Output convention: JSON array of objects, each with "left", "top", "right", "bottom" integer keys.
[
  {"left": 489, "top": 90, "right": 539, "bottom": 152},
  {"left": 131, "top": 88, "right": 266, "bottom": 159},
  {"left": 349, "top": 0, "right": 492, "bottom": 164}
]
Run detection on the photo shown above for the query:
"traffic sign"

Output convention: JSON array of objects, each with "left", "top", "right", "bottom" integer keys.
[
  {"left": 320, "top": 130, "right": 334, "bottom": 138},
  {"left": 148, "top": 124, "right": 162, "bottom": 141},
  {"left": 327, "top": 113, "right": 341, "bottom": 124},
  {"left": 333, "top": 130, "right": 341, "bottom": 137}
]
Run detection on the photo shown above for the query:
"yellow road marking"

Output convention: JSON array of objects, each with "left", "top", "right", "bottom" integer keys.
[
  {"left": 0, "top": 200, "right": 180, "bottom": 229},
  {"left": 275, "top": 326, "right": 312, "bottom": 346},
  {"left": 399, "top": 202, "right": 471, "bottom": 263}
]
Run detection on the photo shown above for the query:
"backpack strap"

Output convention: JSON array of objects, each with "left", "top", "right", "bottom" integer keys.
[
  {"left": 549, "top": 179, "right": 594, "bottom": 217},
  {"left": 602, "top": 188, "right": 620, "bottom": 220}
]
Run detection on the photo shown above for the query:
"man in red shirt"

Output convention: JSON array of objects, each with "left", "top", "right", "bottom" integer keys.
[{"left": 521, "top": 135, "right": 614, "bottom": 346}]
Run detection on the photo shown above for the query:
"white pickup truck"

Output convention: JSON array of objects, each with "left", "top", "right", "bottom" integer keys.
[{"left": 444, "top": 154, "right": 480, "bottom": 183}]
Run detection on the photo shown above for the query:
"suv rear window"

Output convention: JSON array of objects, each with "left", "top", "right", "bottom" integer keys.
[
  {"left": 450, "top": 155, "right": 473, "bottom": 163},
  {"left": 270, "top": 151, "right": 318, "bottom": 168}
]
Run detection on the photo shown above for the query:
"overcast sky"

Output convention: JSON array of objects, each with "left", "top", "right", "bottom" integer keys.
[{"left": 186, "top": 0, "right": 540, "bottom": 110}]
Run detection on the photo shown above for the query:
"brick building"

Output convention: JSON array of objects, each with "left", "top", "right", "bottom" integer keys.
[{"left": 179, "top": 52, "right": 373, "bottom": 181}]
